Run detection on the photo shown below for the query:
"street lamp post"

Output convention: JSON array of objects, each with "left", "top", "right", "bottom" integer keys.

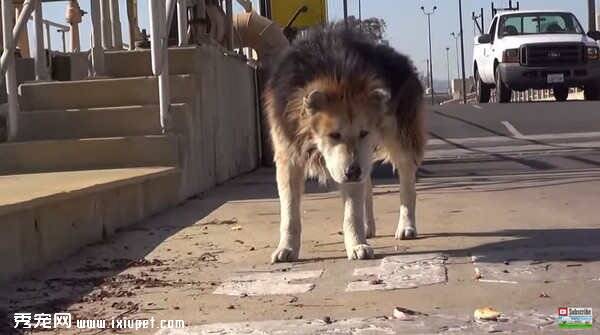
[
  {"left": 421, "top": 5, "right": 437, "bottom": 105},
  {"left": 450, "top": 32, "right": 461, "bottom": 79},
  {"left": 446, "top": 47, "right": 451, "bottom": 95}
]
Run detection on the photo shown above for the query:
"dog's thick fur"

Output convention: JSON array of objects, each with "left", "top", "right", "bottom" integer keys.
[{"left": 264, "top": 24, "right": 426, "bottom": 262}]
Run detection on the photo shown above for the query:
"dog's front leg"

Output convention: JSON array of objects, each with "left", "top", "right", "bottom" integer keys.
[
  {"left": 394, "top": 155, "right": 418, "bottom": 240},
  {"left": 364, "top": 177, "right": 376, "bottom": 238},
  {"left": 340, "top": 182, "right": 374, "bottom": 260},
  {"left": 271, "top": 160, "right": 305, "bottom": 263}
]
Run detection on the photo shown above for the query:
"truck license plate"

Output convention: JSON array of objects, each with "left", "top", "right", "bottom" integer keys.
[{"left": 547, "top": 73, "right": 564, "bottom": 84}]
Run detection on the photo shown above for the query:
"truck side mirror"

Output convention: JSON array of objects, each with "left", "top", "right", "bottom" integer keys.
[
  {"left": 478, "top": 34, "right": 492, "bottom": 44},
  {"left": 587, "top": 30, "right": 600, "bottom": 41}
]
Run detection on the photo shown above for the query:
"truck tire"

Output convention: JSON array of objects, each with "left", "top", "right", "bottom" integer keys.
[
  {"left": 553, "top": 87, "right": 569, "bottom": 102},
  {"left": 475, "top": 68, "right": 491, "bottom": 103},
  {"left": 495, "top": 66, "right": 512, "bottom": 103},
  {"left": 585, "top": 83, "right": 600, "bottom": 100}
]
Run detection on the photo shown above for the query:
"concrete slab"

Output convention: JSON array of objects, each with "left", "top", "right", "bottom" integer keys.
[
  {"left": 473, "top": 247, "right": 600, "bottom": 285},
  {"left": 347, "top": 254, "right": 447, "bottom": 291},
  {"left": 213, "top": 270, "right": 323, "bottom": 296}
]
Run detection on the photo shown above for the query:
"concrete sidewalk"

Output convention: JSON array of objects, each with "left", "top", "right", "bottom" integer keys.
[{"left": 1, "top": 168, "right": 599, "bottom": 334}]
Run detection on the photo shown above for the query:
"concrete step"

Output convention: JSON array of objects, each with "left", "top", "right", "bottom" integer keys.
[
  {"left": 104, "top": 47, "right": 198, "bottom": 78},
  {"left": 19, "top": 74, "right": 194, "bottom": 111},
  {"left": 0, "top": 135, "right": 178, "bottom": 175},
  {"left": 0, "top": 167, "right": 180, "bottom": 283},
  {"left": 16, "top": 103, "right": 190, "bottom": 141}
]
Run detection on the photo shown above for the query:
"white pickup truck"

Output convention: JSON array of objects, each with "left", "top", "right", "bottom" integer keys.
[{"left": 473, "top": 10, "right": 600, "bottom": 103}]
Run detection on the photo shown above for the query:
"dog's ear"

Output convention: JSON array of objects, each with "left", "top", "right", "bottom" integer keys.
[
  {"left": 303, "top": 90, "right": 328, "bottom": 115},
  {"left": 370, "top": 88, "right": 391, "bottom": 104}
]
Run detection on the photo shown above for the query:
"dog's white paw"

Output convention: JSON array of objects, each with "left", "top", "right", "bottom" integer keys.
[
  {"left": 270, "top": 247, "right": 299, "bottom": 263},
  {"left": 395, "top": 225, "right": 417, "bottom": 240},
  {"left": 348, "top": 244, "right": 375, "bottom": 260}
]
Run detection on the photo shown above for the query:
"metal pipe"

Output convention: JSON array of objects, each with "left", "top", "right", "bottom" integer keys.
[
  {"left": 589, "top": 0, "right": 597, "bottom": 31},
  {"left": 177, "top": 0, "right": 188, "bottom": 46},
  {"left": 445, "top": 47, "right": 450, "bottom": 95},
  {"left": 421, "top": 5, "right": 437, "bottom": 105},
  {"left": 100, "top": 0, "right": 112, "bottom": 48},
  {"left": 149, "top": 0, "right": 170, "bottom": 131},
  {"left": 45, "top": 23, "right": 51, "bottom": 50},
  {"left": 225, "top": 0, "right": 233, "bottom": 49},
  {"left": 459, "top": 0, "right": 467, "bottom": 104},
  {"left": 33, "top": 0, "right": 49, "bottom": 80},
  {"left": 61, "top": 30, "right": 66, "bottom": 52},
  {"left": 110, "top": 0, "right": 123, "bottom": 48},
  {"left": 90, "top": 0, "right": 105, "bottom": 75},
  {"left": 166, "top": 0, "right": 176, "bottom": 36},
  {"left": 0, "top": 0, "right": 37, "bottom": 75},
  {"left": 343, "top": 0, "right": 348, "bottom": 27},
  {"left": 3, "top": 0, "right": 19, "bottom": 140}
]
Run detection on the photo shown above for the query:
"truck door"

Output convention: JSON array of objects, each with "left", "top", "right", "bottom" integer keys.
[{"left": 481, "top": 17, "right": 498, "bottom": 83}]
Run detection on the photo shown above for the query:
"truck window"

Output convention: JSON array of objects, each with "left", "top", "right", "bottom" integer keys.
[{"left": 499, "top": 13, "right": 584, "bottom": 37}]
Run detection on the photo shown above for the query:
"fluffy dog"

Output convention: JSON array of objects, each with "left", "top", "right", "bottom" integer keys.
[{"left": 264, "top": 24, "right": 425, "bottom": 262}]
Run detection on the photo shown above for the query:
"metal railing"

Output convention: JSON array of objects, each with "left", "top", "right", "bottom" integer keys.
[{"left": 1, "top": 0, "right": 238, "bottom": 141}]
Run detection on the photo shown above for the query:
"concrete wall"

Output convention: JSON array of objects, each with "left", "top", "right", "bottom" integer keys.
[{"left": 177, "top": 46, "right": 260, "bottom": 199}]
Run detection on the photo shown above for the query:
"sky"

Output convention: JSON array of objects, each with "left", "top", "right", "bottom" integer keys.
[{"left": 32, "top": 0, "right": 594, "bottom": 81}]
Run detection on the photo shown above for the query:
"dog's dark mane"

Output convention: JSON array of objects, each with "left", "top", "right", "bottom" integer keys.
[{"left": 267, "top": 23, "right": 422, "bottom": 117}]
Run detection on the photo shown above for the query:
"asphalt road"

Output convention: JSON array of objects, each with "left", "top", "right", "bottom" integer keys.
[{"left": 375, "top": 101, "right": 600, "bottom": 178}]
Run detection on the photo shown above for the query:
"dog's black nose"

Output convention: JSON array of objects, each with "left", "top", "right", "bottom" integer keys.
[{"left": 345, "top": 164, "right": 362, "bottom": 182}]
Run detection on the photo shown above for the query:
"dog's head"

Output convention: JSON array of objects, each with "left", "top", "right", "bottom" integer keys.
[{"left": 303, "top": 79, "right": 391, "bottom": 184}]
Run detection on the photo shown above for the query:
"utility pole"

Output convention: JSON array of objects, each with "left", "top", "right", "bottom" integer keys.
[
  {"left": 358, "top": 0, "right": 362, "bottom": 22},
  {"left": 458, "top": 0, "right": 467, "bottom": 104},
  {"left": 343, "top": 0, "right": 348, "bottom": 27},
  {"left": 589, "top": 0, "right": 597, "bottom": 31},
  {"left": 446, "top": 47, "right": 451, "bottom": 95},
  {"left": 421, "top": 5, "right": 437, "bottom": 105},
  {"left": 451, "top": 32, "right": 461, "bottom": 79}
]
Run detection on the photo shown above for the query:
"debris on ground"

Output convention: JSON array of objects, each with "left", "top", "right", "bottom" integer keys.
[
  {"left": 322, "top": 316, "right": 332, "bottom": 324},
  {"left": 539, "top": 292, "right": 550, "bottom": 298},
  {"left": 202, "top": 218, "right": 238, "bottom": 225},
  {"left": 474, "top": 307, "right": 502, "bottom": 321},
  {"left": 368, "top": 279, "right": 383, "bottom": 285},
  {"left": 230, "top": 226, "right": 243, "bottom": 231},
  {"left": 392, "top": 308, "right": 414, "bottom": 321},
  {"left": 392, "top": 307, "right": 427, "bottom": 321}
]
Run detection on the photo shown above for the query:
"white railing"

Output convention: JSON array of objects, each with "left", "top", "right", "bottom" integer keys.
[{"left": 1, "top": 0, "right": 237, "bottom": 141}]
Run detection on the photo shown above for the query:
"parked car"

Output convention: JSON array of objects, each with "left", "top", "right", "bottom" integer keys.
[{"left": 473, "top": 10, "right": 600, "bottom": 103}]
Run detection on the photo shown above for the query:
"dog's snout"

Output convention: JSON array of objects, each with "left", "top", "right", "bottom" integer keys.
[{"left": 345, "top": 164, "right": 362, "bottom": 182}]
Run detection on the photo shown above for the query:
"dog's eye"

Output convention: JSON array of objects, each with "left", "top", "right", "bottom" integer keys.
[
  {"left": 329, "top": 132, "right": 341, "bottom": 140},
  {"left": 359, "top": 130, "right": 369, "bottom": 139}
]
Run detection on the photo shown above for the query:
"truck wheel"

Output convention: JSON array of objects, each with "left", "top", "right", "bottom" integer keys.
[
  {"left": 475, "top": 69, "right": 491, "bottom": 103},
  {"left": 553, "top": 87, "right": 569, "bottom": 102},
  {"left": 495, "top": 67, "right": 512, "bottom": 103},
  {"left": 585, "top": 83, "right": 600, "bottom": 100}
]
